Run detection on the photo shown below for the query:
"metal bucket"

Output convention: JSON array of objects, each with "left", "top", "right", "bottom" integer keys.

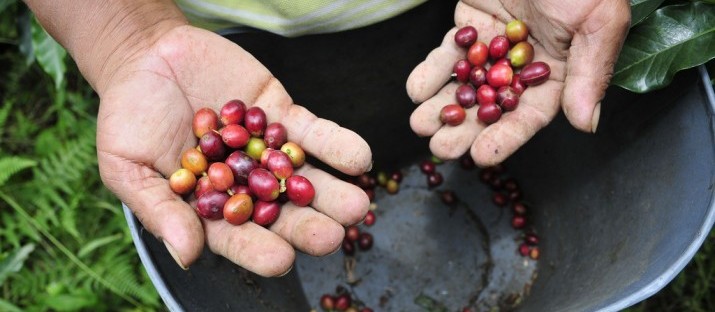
[{"left": 123, "top": 1, "right": 715, "bottom": 310}]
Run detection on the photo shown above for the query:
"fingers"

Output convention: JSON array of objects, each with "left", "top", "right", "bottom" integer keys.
[
  {"left": 430, "top": 106, "right": 482, "bottom": 160},
  {"left": 269, "top": 203, "right": 345, "bottom": 256},
  {"left": 470, "top": 80, "right": 563, "bottom": 166},
  {"left": 561, "top": 0, "right": 631, "bottom": 133},
  {"left": 251, "top": 80, "right": 372, "bottom": 176},
  {"left": 410, "top": 82, "right": 461, "bottom": 136},
  {"left": 203, "top": 219, "right": 295, "bottom": 277},
  {"left": 98, "top": 152, "right": 205, "bottom": 269},
  {"left": 406, "top": 27, "right": 463, "bottom": 103},
  {"left": 295, "top": 164, "right": 370, "bottom": 226}
]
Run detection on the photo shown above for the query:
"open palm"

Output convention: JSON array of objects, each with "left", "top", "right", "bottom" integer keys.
[
  {"left": 407, "top": 0, "right": 630, "bottom": 166},
  {"left": 96, "top": 25, "right": 372, "bottom": 276}
]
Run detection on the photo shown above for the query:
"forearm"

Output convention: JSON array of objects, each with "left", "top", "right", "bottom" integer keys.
[{"left": 23, "top": 0, "right": 187, "bottom": 93}]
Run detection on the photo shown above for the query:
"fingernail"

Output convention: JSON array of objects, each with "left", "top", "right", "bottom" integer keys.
[
  {"left": 591, "top": 102, "right": 601, "bottom": 133},
  {"left": 365, "top": 160, "right": 374, "bottom": 173},
  {"left": 163, "top": 240, "right": 188, "bottom": 270},
  {"left": 278, "top": 265, "right": 294, "bottom": 277}
]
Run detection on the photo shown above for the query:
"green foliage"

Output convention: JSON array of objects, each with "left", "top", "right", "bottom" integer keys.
[
  {"left": 613, "top": 1, "right": 715, "bottom": 92},
  {"left": 630, "top": 0, "right": 666, "bottom": 26},
  {"left": 0, "top": 156, "right": 36, "bottom": 186},
  {"left": 0, "top": 2, "right": 160, "bottom": 310},
  {"left": 0, "top": 244, "right": 34, "bottom": 285},
  {"left": 30, "top": 16, "right": 66, "bottom": 89}
]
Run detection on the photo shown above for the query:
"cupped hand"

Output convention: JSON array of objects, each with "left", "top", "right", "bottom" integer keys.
[
  {"left": 96, "top": 25, "right": 372, "bottom": 276},
  {"left": 407, "top": 0, "right": 630, "bottom": 166}
]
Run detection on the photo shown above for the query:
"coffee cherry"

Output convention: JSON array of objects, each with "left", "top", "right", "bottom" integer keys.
[
  {"left": 488, "top": 35, "right": 510, "bottom": 60},
  {"left": 505, "top": 20, "right": 529, "bottom": 43},
  {"left": 281, "top": 142, "right": 306, "bottom": 168},
  {"left": 244, "top": 106, "right": 267, "bottom": 136},
  {"left": 476, "top": 84, "right": 497, "bottom": 105},
  {"left": 225, "top": 150, "right": 260, "bottom": 185},
  {"left": 248, "top": 168, "right": 280, "bottom": 202},
  {"left": 223, "top": 193, "right": 253, "bottom": 225},
  {"left": 320, "top": 294, "right": 336, "bottom": 311},
  {"left": 207, "top": 162, "right": 234, "bottom": 192},
  {"left": 195, "top": 176, "right": 214, "bottom": 199},
  {"left": 477, "top": 102, "right": 502, "bottom": 124},
  {"left": 520, "top": 61, "right": 551, "bottom": 86},
  {"left": 453, "top": 59, "right": 471, "bottom": 83},
  {"left": 199, "top": 131, "right": 226, "bottom": 161},
  {"left": 496, "top": 86, "right": 520, "bottom": 111},
  {"left": 454, "top": 26, "right": 478, "bottom": 47},
  {"left": 358, "top": 232, "right": 374, "bottom": 250},
  {"left": 196, "top": 191, "right": 230, "bottom": 219},
  {"left": 510, "top": 74, "right": 527, "bottom": 95},
  {"left": 512, "top": 215, "right": 526, "bottom": 229},
  {"left": 427, "top": 172, "right": 443, "bottom": 188},
  {"left": 252, "top": 200, "right": 281, "bottom": 226},
  {"left": 456, "top": 84, "right": 477, "bottom": 108},
  {"left": 364, "top": 210, "right": 376, "bottom": 226},
  {"left": 181, "top": 148, "right": 208, "bottom": 175},
  {"left": 220, "top": 99, "right": 247, "bottom": 126},
  {"left": 267, "top": 150, "right": 294, "bottom": 180},
  {"left": 345, "top": 225, "right": 360, "bottom": 242},
  {"left": 420, "top": 160, "right": 437, "bottom": 174},
  {"left": 467, "top": 41, "right": 488, "bottom": 67},
  {"left": 169, "top": 168, "right": 197, "bottom": 195},
  {"left": 220, "top": 124, "right": 250, "bottom": 149},
  {"left": 285, "top": 175, "right": 315, "bottom": 207},
  {"left": 508, "top": 41, "right": 534, "bottom": 68},
  {"left": 245, "top": 137, "right": 267, "bottom": 161},
  {"left": 342, "top": 239, "right": 356, "bottom": 256},
  {"left": 469, "top": 66, "right": 487, "bottom": 88},
  {"left": 264, "top": 122, "right": 288, "bottom": 149},
  {"left": 440, "top": 104, "right": 467, "bottom": 126},
  {"left": 193, "top": 108, "right": 219, "bottom": 138},
  {"left": 486, "top": 64, "right": 513, "bottom": 88}
]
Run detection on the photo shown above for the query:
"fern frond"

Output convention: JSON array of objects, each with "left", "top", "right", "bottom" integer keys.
[{"left": 0, "top": 156, "right": 36, "bottom": 187}]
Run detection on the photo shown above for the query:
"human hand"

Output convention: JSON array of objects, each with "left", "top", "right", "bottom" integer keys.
[
  {"left": 96, "top": 25, "right": 372, "bottom": 276},
  {"left": 407, "top": 0, "right": 630, "bottom": 166}
]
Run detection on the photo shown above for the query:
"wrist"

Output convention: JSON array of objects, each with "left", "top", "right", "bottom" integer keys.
[{"left": 25, "top": 0, "right": 188, "bottom": 94}]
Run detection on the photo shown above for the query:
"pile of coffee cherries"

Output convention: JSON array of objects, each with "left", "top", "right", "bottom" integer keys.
[
  {"left": 443, "top": 20, "right": 551, "bottom": 126},
  {"left": 168, "top": 100, "right": 315, "bottom": 227},
  {"left": 478, "top": 163, "right": 540, "bottom": 260}
]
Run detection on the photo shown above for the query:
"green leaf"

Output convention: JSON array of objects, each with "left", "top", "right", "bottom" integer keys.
[
  {"left": 78, "top": 234, "right": 122, "bottom": 258},
  {"left": 41, "top": 293, "right": 97, "bottom": 311},
  {"left": 630, "top": 0, "right": 665, "bottom": 27},
  {"left": 0, "top": 299, "right": 23, "bottom": 312},
  {"left": 0, "top": 244, "right": 35, "bottom": 285},
  {"left": 612, "top": 2, "right": 715, "bottom": 93},
  {"left": 0, "top": 156, "right": 37, "bottom": 187},
  {"left": 30, "top": 16, "right": 66, "bottom": 89}
]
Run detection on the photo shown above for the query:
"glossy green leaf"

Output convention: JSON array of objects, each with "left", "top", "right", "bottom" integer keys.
[
  {"left": 612, "top": 2, "right": 715, "bottom": 93},
  {"left": 31, "top": 16, "right": 66, "bottom": 89},
  {"left": 630, "top": 0, "right": 665, "bottom": 27}
]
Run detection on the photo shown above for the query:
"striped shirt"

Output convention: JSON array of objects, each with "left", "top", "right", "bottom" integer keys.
[{"left": 175, "top": 0, "right": 428, "bottom": 37}]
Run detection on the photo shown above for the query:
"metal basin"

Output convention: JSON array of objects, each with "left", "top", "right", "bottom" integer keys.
[{"left": 124, "top": 1, "right": 715, "bottom": 311}]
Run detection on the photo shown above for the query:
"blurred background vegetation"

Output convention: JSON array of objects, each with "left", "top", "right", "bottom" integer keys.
[{"left": 0, "top": 0, "right": 713, "bottom": 311}]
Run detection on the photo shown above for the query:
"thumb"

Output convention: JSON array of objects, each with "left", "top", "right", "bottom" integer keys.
[
  {"left": 562, "top": 1, "right": 630, "bottom": 133},
  {"left": 99, "top": 152, "right": 204, "bottom": 269}
]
